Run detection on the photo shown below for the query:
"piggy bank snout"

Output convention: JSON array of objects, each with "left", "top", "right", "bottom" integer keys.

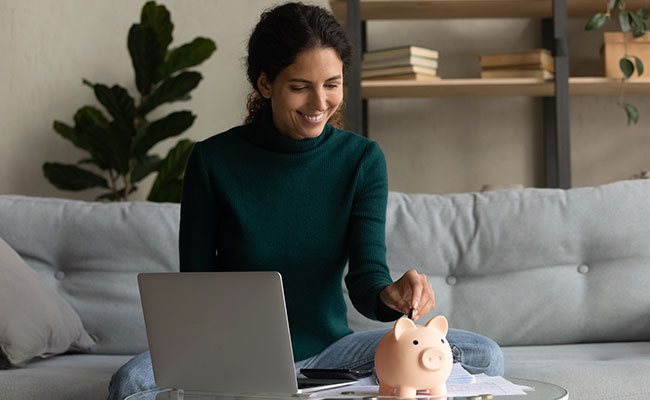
[{"left": 420, "top": 347, "right": 447, "bottom": 371}]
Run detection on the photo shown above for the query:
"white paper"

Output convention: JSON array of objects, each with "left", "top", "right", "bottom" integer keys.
[{"left": 308, "top": 374, "right": 533, "bottom": 398}]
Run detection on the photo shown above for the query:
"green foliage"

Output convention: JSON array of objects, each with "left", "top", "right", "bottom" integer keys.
[
  {"left": 620, "top": 57, "right": 635, "bottom": 78},
  {"left": 148, "top": 139, "right": 194, "bottom": 202},
  {"left": 585, "top": 1, "right": 649, "bottom": 125},
  {"left": 623, "top": 103, "right": 639, "bottom": 124},
  {"left": 585, "top": 13, "right": 608, "bottom": 30},
  {"left": 44, "top": 1, "right": 216, "bottom": 202}
]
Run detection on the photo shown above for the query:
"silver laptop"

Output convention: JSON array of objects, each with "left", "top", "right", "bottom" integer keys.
[{"left": 138, "top": 271, "right": 357, "bottom": 395}]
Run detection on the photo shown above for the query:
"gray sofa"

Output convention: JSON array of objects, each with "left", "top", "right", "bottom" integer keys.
[{"left": 1, "top": 179, "right": 649, "bottom": 400}]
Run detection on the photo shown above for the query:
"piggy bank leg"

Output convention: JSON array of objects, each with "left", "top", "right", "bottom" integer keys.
[
  {"left": 395, "top": 386, "right": 417, "bottom": 398},
  {"left": 378, "top": 383, "right": 395, "bottom": 396},
  {"left": 428, "top": 384, "right": 447, "bottom": 398}
]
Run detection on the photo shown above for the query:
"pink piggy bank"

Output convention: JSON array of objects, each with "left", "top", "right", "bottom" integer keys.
[{"left": 375, "top": 316, "right": 453, "bottom": 398}]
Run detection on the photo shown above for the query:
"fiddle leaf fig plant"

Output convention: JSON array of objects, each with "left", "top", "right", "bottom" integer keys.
[
  {"left": 585, "top": 0, "right": 649, "bottom": 125},
  {"left": 43, "top": 1, "right": 216, "bottom": 201}
]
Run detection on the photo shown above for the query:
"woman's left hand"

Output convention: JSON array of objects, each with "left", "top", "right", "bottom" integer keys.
[{"left": 379, "top": 269, "right": 435, "bottom": 321}]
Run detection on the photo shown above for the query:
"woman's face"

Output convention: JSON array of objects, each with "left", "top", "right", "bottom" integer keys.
[{"left": 257, "top": 47, "right": 344, "bottom": 141}]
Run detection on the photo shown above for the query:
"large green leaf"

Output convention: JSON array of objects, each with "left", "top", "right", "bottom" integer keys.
[
  {"left": 138, "top": 71, "right": 202, "bottom": 116},
  {"left": 147, "top": 139, "right": 194, "bottom": 202},
  {"left": 131, "top": 154, "right": 162, "bottom": 183},
  {"left": 54, "top": 120, "right": 89, "bottom": 151},
  {"left": 74, "top": 105, "right": 109, "bottom": 130},
  {"left": 585, "top": 13, "right": 607, "bottom": 30},
  {"left": 637, "top": 8, "right": 650, "bottom": 20},
  {"left": 141, "top": 1, "right": 173, "bottom": 54},
  {"left": 133, "top": 111, "right": 195, "bottom": 157},
  {"left": 83, "top": 80, "right": 136, "bottom": 134},
  {"left": 83, "top": 120, "right": 132, "bottom": 174},
  {"left": 43, "top": 162, "right": 108, "bottom": 191},
  {"left": 156, "top": 38, "right": 216, "bottom": 82},
  {"left": 128, "top": 24, "right": 164, "bottom": 96},
  {"left": 73, "top": 106, "right": 111, "bottom": 169},
  {"left": 609, "top": 0, "right": 621, "bottom": 11}
]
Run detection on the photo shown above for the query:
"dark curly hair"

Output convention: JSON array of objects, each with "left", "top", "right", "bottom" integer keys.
[{"left": 245, "top": 2, "right": 353, "bottom": 128}]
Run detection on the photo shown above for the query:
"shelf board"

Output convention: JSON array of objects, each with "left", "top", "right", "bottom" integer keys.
[
  {"left": 570, "top": 77, "right": 650, "bottom": 95},
  {"left": 330, "top": 0, "right": 650, "bottom": 20},
  {"left": 361, "top": 77, "right": 650, "bottom": 98}
]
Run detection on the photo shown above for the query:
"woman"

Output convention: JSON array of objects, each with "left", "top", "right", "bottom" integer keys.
[{"left": 108, "top": 3, "right": 503, "bottom": 399}]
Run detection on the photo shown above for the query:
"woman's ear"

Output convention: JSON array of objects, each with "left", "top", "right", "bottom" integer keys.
[{"left": 257, "top": 72, "right": 273, "bottom": 99}]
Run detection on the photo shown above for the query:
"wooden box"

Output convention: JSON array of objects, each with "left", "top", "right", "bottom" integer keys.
[{"left": 603, "top": 32, "right": 650, "bottom": 78}]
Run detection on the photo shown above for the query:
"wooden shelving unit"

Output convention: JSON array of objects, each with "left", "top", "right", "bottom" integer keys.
[{"left": 332, "top": 0, "right": 650, "bottom": 189}]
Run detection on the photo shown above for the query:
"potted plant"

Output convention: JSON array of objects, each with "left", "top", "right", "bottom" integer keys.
[
  {"left": 585, "top": 0, "right": 650, "bottom": 125},
  {"left": 43, "top": 1, "right": 216, "bottom": 202}
]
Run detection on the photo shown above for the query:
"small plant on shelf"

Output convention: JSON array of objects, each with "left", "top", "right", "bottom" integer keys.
[{"left": 585, "top": 0, "right": 650, "bottom": 125}]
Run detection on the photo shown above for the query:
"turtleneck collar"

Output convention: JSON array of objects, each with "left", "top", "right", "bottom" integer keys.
[{"left": 244, "top": 105, "right": 334, "bottom": 154}]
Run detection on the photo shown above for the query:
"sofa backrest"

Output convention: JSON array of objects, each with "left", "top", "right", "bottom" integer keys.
[
  {"left": 0, "top": 195, "right": 179, "bottom": 355},
  {"left": 345, "top": 179, "right": 650, "bottom": 346},
  {"left": 2, "top": 179, "right": 650, "bottom": 353}
]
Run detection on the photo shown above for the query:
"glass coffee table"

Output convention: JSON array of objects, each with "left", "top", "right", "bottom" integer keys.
[{"left": 125, "top": 378, "right": 568, "bottom": 400}]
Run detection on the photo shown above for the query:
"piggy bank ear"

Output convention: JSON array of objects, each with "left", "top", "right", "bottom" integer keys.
[
  {"left": 425, "top": 315, "right": 448, "bottom": 335},
  {"left": 393, "top": 317, "right": 417, "bottom": 340}
]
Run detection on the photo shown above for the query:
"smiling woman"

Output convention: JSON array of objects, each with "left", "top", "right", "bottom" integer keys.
[{"left": 106, "top": 3, "right": 503, "bottom": 399}]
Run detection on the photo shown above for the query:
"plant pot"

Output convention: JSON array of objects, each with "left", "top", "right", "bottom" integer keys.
[{"left": 603, "top": 32, "right": 650, "bottom": 78}]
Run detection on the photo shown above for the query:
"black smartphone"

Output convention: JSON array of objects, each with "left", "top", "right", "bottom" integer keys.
[{"left": 300, "top": 368, "right": 373, "bottom": 380}]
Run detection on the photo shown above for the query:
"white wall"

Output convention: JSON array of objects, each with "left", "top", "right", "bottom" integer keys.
[{"left": 1, "top": 1, "right": 649, "bottom": 200}]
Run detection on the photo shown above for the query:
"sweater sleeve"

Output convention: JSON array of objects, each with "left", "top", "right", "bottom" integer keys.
[
  {"left": 344, "top": 142, "right": 398, "bottom": 321},
  {"left": 179, "top": 142, "right": 219, "bottom": 272}
]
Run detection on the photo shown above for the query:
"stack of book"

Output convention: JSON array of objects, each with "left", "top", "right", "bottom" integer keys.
[
  {"left": 362, "top": 46, "right": 440, "bottom": 81},
  {"left": 479, "top": 49, "right": 554, "bottom": 79}
]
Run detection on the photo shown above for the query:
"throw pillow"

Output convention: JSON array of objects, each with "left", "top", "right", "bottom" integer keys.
[{"left": 0, "top": 235, "right": 96, "bottom": 368}]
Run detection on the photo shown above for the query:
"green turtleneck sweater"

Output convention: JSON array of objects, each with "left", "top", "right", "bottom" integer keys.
[{"left": 179, "top": 110, "right": 400, "bottom": 362}]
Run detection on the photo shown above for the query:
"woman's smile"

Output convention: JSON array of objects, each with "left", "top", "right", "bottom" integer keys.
[{"left": 298, "top": 111, "right": 326, "bottom": 123}]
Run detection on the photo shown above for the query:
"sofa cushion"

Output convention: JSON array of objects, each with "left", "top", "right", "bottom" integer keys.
[
  {"left": 0, "top": 196, "right": 180, "bottom": 355},
  {"left": 503, "top": 342, "right": 650, "bottom": 400},
  {"left": 345, "top": 180, "right": 650, "bottom": 346},
  {"left": 0, "top": 354, "right": 133, "bottom": 400},
  {"left": 0, "top": 235, "right": 95, "bottom": 368}
]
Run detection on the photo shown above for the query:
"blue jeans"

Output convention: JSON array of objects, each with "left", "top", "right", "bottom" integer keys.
[{"left": 107, "top": 328, "right": 503, "bottom": 400}]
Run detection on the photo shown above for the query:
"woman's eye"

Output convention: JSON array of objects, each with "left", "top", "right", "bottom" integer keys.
[
  {"left": 291, "top": 87, "right": 307, "bottom": 92},
  {"left": 326, "top": 84, "right": 339, "bottom": 89}
]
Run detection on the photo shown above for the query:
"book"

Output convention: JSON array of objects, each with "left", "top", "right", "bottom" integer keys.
[
  {"left": 480, "top": 68, "right": 554, "bottom": 79},
  {"left": 479, "top": 49, "right": 554, "bottom": 72},
  {"left": 364, "top": 45, "right": 439, "bottom": 62},
  {"left": 364, "top": 73, "right": 441, "bottom": 81},
  {"left": 362, "top": 65, "right": 437, "bottom": 78},
  {"left": 363, "top": 55, "right": 439, "bottom": 70}
]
